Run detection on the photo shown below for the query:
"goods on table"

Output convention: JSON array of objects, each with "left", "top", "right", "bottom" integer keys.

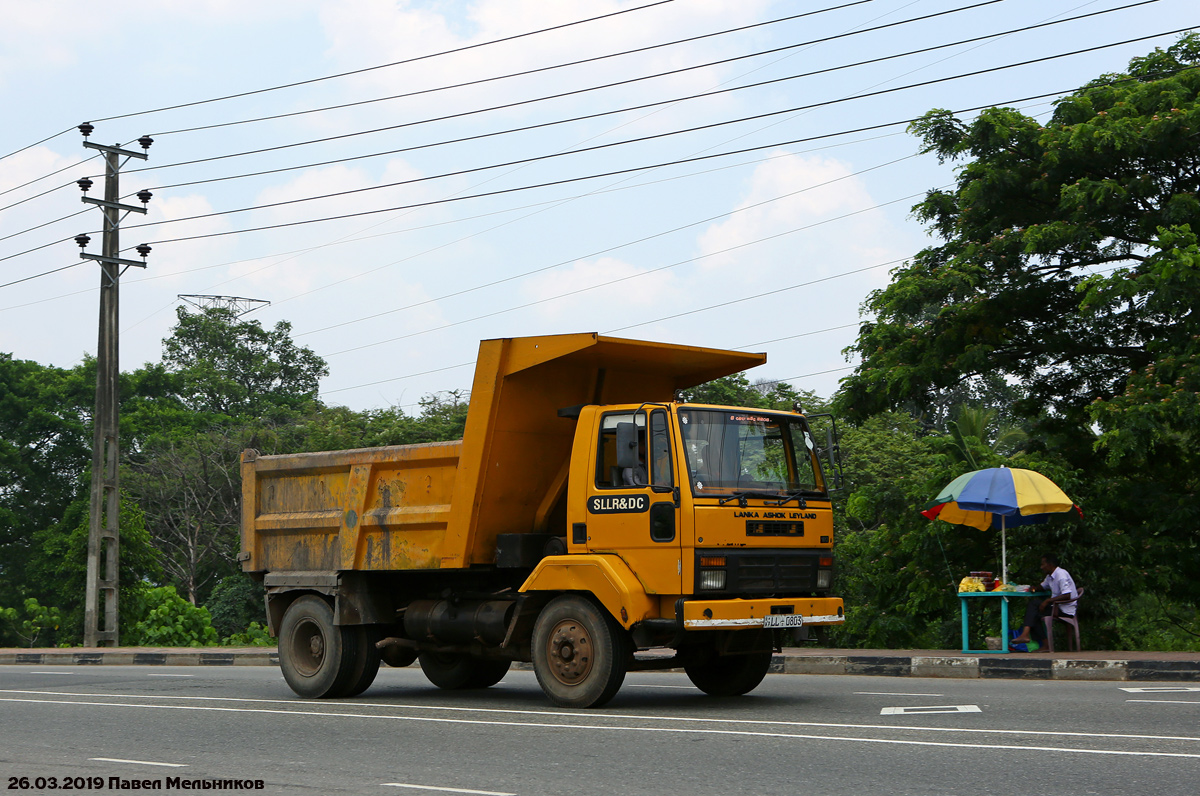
[{"left": 958, "top": 577, "right": 986, "bottom": 592}]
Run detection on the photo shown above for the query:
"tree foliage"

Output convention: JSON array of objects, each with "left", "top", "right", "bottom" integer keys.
[
  {"left": 161, "top": 306, "right": 327, "bottom": 418},
  {"left": 836, "top": 34, "right": 1200, "bottom": 624}
]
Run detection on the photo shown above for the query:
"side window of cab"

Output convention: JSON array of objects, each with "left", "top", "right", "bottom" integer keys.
[{"left": 595, "top": 412, "right": 642, "bottom": 489}]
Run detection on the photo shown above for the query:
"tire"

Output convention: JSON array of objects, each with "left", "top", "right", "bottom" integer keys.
[
  {"left": 684, "top": 650, "right": 773, "bottom": 697},
  {"left": 418, "top": 652, "right": 511, "bottom": 690},
  {"left": 278, "top": 595, "right": 358, "bottom": 699},
  {"left": 532, "top": 595, "right": 630, "bottom": 708},
  {"left": 337, "top": 624, "right": 382, "bottom": 698}
]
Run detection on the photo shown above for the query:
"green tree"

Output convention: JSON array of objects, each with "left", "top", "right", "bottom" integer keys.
[
  {"left": 25, "top": 497, "right": 162, "bottom": 645},
  {"left": 161, "top": 306, "right": 327, "bottom": 418},
  {"left": 123, "top": 428, "right": 247, "bottom": 605},
  {"left": 838, "top": 34, "right": 1200, "bottom": 613},
  {"left": 205, "top": 573, "right": 266, "bottom": 639},
  {"left": 0, "top": 598, "right": 63, "bottom": 648},
  {"left": 0, "top": 355, "right": 91, "bottom": 610}
]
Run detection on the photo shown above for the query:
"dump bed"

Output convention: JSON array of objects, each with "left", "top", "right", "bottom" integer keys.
[{"left": 241, "top": 333, "right": 765, "bottom": 573}]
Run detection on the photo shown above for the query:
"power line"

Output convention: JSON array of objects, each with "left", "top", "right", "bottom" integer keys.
[
  {"left": 133, "top": 0, "right": 1147, "bottom": 197},
  {"left": 0, "top": 67, "right": 1154, "bottom": 292},
  {"left": 297, "top": 154, "right": 917, "bottom": 339},
  {"left": 0, "top": 2, "right": 680, "bottom": 193},
  {"left": 0, "top": 261, "right": 82, "bottom": 290},
  {"left": 0, "top": 131, "right": 903, "bottom": 299},
  {"left": 602, "top": 261, "right": 907, "bottom": 336},
  {"left": 0, "top": 152, "right": 103, "bottom": 201},
  {"left": 0, "top": 127, "right": 77, "bottom": 167},
  {"left": 0, "top": 180, "right": 76, "bottom": 215},
  {"left": 318, "top": 191, "right": 927, "bottom": 359},
  {"left": 88, "top": 1, "right": 678, "bottom": 125},
  {"left": 119, "top": 26, "right": 1196, "bottom": 238},
  {"left": 0, "top": 236, "right": 76, "bottom": 267},
  {"left": 148, "top": 0, "right": 881, "bottom": 138},
  {"left": 120, "top": 0, "right": 1012, "bottom": 178},
  {"left": 0, "top": 207, "right": 91, "bottom": 246},
  {"left": 1, "top": 131, "right": 908, "bottom": 312}
]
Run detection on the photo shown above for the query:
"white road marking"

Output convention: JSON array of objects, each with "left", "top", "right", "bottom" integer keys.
[
  {"left": 855, "top": 692, "right": 944, "bottom": 697},
  {"left": 627, "top": 684, "right": 695, "bottom": 689},
  {"left": 382, "top": 784, "right": 515, "bottom": 795},
  {"left": 1127, "top": 700, "right": 1200, "bottom": 705},
  {"left": 147, "top": 674, "right": 194, "bottom": 678},
  {"left": 2, "top": 689, "right": 1199, "bottom": 744},
  {"left": 881, "top": 705, "right": 982, "bottom": 715},
  {"left": 1120, "top": 687, "right": 1200, "bottom": 693},
  {"left": 89, "top": 758, "right": 187, "bottom": 768},
  {"left": 30, "top": 672, "right": 83, "bottom": 675},
  {"left": 4, "top": 696, "right": 1199, "bottom": 759}
]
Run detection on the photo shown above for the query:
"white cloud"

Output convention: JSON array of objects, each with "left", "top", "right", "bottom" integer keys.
[
  {"left": 695, "top": 150, "right": 892, "bottom": 276},
  {"left": 520, "top": 255, "right": 675, "bottom": 321}
]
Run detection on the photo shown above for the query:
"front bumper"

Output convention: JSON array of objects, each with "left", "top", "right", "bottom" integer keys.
[{"left": 682, "top": 597, "right": 844, "bottom": 630}]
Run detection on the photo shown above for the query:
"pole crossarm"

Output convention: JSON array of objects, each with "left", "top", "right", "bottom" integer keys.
[
  {"left": 80, "top": 252, "right": 148, "bottom": 268},
  {"left": 83, "top": 141, "right": 148, "bottom": 160},
  {"left": 82, "top": 196, "right": 147, "bottom": 214}
]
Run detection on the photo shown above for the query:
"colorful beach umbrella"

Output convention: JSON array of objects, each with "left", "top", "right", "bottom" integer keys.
[{"left": 922, "top": 467, "right": 1080, "bottom": 579}]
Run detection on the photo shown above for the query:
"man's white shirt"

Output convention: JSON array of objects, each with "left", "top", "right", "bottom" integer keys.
[{"left": 1040, "top": 567, "right": 1079, "bottom": 615}]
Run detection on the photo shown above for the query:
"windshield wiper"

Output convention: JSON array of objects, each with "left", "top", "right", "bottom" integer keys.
[
  {"left": 717, "top": 490, "right": 772, "bottom": 507},
  {"left": 766, "top": 490, "right": 820, "bottom": 507}
]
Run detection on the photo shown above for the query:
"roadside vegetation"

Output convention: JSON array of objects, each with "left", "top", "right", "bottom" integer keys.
[{"left": 2, "top": 36, "right": 1197, "bottom": 651}]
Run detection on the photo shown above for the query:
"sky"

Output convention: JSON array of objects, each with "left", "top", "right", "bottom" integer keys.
[{"left": 0, "top": 0, "right": 1194, "bottom": 412}]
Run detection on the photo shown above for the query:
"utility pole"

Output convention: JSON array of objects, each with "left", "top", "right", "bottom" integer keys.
[{"left": 74, "top": 123, "right": 154, "bottom": 648}]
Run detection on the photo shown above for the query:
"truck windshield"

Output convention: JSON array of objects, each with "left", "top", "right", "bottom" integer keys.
[{"left": 677, "top": 408, "right": 824, "bottom": 497}]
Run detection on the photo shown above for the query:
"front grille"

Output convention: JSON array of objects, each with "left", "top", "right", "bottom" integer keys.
[
  {"left": 696, "top": 549, "right": 821, "bottom": 594},
  {"left": 746, "top": 520, "right": 804, "bottom": 537}
]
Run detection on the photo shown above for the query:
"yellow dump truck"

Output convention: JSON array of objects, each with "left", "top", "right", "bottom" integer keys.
[{"left": 241, "top": 333, "right": 844, "bottom": 707}]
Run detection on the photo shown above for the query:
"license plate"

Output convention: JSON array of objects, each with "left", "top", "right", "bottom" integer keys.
[{"left": 762, "top": 613, "right": 804, "bottom": 628}]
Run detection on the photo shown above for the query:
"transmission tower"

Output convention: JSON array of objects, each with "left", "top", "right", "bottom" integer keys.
[
  {"left": 74, "top": 123, "right": 154, "bottom": 648},
  {"left": 178, "top": 294, "right": 270, "bottom": 317}
]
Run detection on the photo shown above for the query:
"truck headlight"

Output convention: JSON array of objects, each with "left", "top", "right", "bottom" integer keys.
[
  {"left": 817, "top": 569, "right": 832, "bottom": 590},
  {"left": 699, "top": 570, "right": 727, "bottom": 590}
]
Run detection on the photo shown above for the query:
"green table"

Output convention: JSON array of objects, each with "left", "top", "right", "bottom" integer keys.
[{"left": 958, "top": 590, "right": 1049, "bottom": 653}]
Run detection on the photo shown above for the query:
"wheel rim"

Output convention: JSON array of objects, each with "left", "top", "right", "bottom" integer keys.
[
  {"left": 546, "top": 618, "right": 593, "bottom": 685},
  {"left": 290, "top": 618, "right": 325, "bottom": 677}
]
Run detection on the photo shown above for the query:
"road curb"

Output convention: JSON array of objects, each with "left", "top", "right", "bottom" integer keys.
[
  {"left": 0, "top": 650, "right": 279, "bottom": 667},
  {"left": 2, "top": 649, "right": 1196, "bottom": 681}
]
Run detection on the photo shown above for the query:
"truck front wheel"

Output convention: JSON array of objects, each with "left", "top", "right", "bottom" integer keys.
[
  {"left": 418, "top": 652, "right": 511, "bottom": 689},
  {"left": 684, "top": 650, "right": 773, "bottom": 697},
  {"left": 278, "top": 595, "right": 358, "bottom": 699},
  {"left": 532, "top": 595, "right": 629, "bottom": 708}
]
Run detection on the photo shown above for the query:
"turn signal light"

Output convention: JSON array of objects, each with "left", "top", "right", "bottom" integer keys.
[
  {"left": 699, "top": 556, "right": 727, "bottom": 567},
  {"left": 819, "top": 556, "right": 833, "bottom": 567}
]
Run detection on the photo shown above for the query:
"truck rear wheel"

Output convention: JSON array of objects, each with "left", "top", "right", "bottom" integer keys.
[
  {"left": 278, "top": 595, "right": 358, "bottom": 699},
  {"left": 532, "top": 595, "right": 629, "bottom": 708},
  {"left": 418, "top": 652, "right": 511, "bottom": 689},
  {"left": 338, "top": 625, "right": 382, "bottom": 698},
  {"left": 684, "top": 650, "right": 773, "bottom": 696}
]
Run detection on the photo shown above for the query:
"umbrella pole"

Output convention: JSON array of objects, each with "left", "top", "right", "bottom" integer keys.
[{"left": 1001, "top": 515, "right": 1007, "bottom": 583}]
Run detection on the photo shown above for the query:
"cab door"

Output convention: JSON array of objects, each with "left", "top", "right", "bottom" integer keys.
[{"left": 584, "top": 407, "right": 681, "bottom": 596}]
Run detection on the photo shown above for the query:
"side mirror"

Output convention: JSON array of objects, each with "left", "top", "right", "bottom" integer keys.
[{"left": 616, "top": 422, "right": 639, "bottom": 469}]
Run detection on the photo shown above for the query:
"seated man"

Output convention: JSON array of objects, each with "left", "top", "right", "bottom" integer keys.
[{"left": 1010, "top": 553, "right": 1078, "bottom": 650}]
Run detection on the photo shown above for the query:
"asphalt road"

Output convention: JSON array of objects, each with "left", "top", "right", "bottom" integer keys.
[{"left": 1, "top": 664, "right": 1198, "bottom": 795}]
